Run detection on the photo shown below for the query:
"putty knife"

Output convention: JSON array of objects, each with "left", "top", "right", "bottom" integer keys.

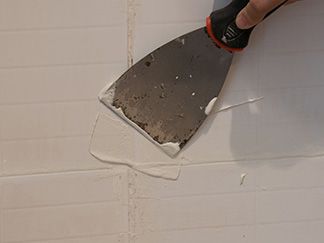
[{"left": 99, "top": 0, "right": 286, "bottom": 157}]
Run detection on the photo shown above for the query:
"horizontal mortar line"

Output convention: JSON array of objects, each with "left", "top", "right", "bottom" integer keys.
[
  {"left": 0, "top": 98, "right": 98, "bottom": 106},
  {"left": 4, "top": 231, "right": 128, "bottom": 243},
  {"left": 136, "top": 223, "right": 254, "bottom": 234},
  {"left": 136, "top": 218, "right": 324, "bottom": 235},
  {"left": 180, "top": 153, "right": 324, "bottom": 168},
  {"left": 0, "top": 24, "right": 126, "bottom": 33},
  {"left": 133, "top": 190, "right": 256, "bottom": 200},
  {"left": 254, "top": 185, "right": 324, "bottom": 193},
  {"left": 256, "top": 218, "right": 324, "bottom": 227},
  {"left": 132, "top": 185, "right": 324, "bottom": 201},
  {"left": 1, "top": 134, "right": 92, "bottom": 143},
  {"left": 2, "top": 199, "right": 123, "bottom": 211},
  {"left": 0, "top": 168, "right": 116, "bottom": 180},
  {"left": 0, "top": 61, "right": 125, "bottom": 71},
  {"left": 179, "top": 159, "right": 252, "bottom": 167}
]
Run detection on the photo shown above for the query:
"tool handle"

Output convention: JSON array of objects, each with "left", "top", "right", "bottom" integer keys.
[{"left": 206, "top": 0, "right": 287, "bottom": 52}]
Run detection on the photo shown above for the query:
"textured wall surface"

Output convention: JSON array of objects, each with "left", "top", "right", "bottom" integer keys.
[{"left": 0, "top": 0, "right": 323, "bottom": 242}]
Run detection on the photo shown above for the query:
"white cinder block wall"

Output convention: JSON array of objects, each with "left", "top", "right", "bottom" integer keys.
[{"left": 0, "top": 0, "right": 324, "bottom": 243}]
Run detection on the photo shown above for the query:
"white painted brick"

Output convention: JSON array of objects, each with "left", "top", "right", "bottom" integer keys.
[
  {"left": 133, "top": 23, "right": 202, "bottom": 62},
  {"left": 133, "top": 163, "right": 256, "bottom": 198},
  {"left": 0, "top": 134, "right": 4, "bottom": 175},
  {"left": 1, "top": 170, "right": 127, "bottom": 209},
  {"left": 133, "top": 193, "right": 255, "bottom": 232},
  {"left": 271, "top": 0, "right": 324, "bottom": 19},
  {"left": 259, "top": 87, "right": 324, "bottom": 124},
  {"left": 0, "top": 0, "right": 126, "bottom": 30},
  {"left": 2, "top": 202, "right": 128, "bottom": 242},
  {"left": 27, "top": 234, "right": 129, "bottom": 243},
  {"left": 0, "top": 63, "right": 126, "bottom": 104},
  {"left": 256, "top": 188, "right": 324, "bottom": 223},
  {"left": 263, "top": 13, "right": 324, "bottom": 53},
  {"left": 1, "top": 101, "right": 98, "bottom": 140},
  {"left": 256, "top": 121, "right": 324, "bottom": 159},
  {"left": 223, "top": 53, "right": 260, "bottom": 92},
  {"left": 256, "top": 157, "right": 324, "bottom": 190},
  {"left": 2, "top": 136, "right": 107, "bottom": 176},
  {"left": 90, "top": 111, "right": 136, "bottom": 163},
  {"left": 0, "top": 27, "right": 126, "bottom": 68},
  {"left": 256, "top": 221, "right": 324, "bottom": 243},
  {"left": 181, "top": 120, "right": 257, "bottom": 162},
  {"left": 313, "top": 188, "right": 324, "bottom": 218},
  {"left": 135, "top": 0, "right": 213, "bottom": 24},
  {"left": 259, "top": 51, "right": 324, "bottom": 91},
  {"left": 134, "top": 226, "right": 254, "bottom": 243}
]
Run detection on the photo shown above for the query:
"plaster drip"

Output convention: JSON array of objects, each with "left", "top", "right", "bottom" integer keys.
[
  {"left": 205, "top": 97, "right": 218, "bottom": 115},
  {"left": 89, "top": 113, "right": 181, "bottom": 180},
  {"left": 240, "top": 173, "right": 248, "bottom": 185},
  {"left": 212, "top": 97, "right": 264, "bottom": 114},
  {"left": 181, "top": 152, "right": 324, "bottom": 167}
]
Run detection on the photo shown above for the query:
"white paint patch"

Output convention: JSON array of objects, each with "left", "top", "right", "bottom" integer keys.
[
  {"left": 160, "top": 142, "right": 181, "bottom": 156},
  {"left": 98, "top": 82, "right": 116, "bottom": 105},
  {"left": 240, "top": 173, "right": 248, "bottom": 185},
  {"left": 214, "top": 97, "right": 264, "bottom": 114},
  {"left": 192, "top": 92, "right": 195, "bottom": 96},
  {"left": 204, "top": 97, "right": 218, "bottom": 115}
]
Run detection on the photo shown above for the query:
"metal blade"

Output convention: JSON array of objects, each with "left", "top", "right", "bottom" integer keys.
[{"left": 100, "top": 27, "right": 233, "bottom": 156}]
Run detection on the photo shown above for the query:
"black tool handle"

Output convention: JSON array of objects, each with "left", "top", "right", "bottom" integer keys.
[{"left": 206, "top": 0, "right": 288, "bottom": 52}]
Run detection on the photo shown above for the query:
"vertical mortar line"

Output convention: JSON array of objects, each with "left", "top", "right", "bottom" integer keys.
[
  {"left": 0, "top": 177, "right": 3, "bottom": 242},
  {"left": 127, "top": 0, "right": 136, "bottom": 68},
  {"left": 127, "top": 168, "right": 136, "bottom": 243},
  {"left": 126, "top": 0, "right": 136, "bottom": 240},
  {"left": 0, "top": 133, "right": 3, "bottom": 242}
]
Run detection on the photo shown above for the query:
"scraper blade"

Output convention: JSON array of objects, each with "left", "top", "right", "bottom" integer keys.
[
  {"left": 100, "top": 28, "right": 232, "bottom": 156},
  {"left": 99, "top": 0, "right": 287, "bottom": 157}
]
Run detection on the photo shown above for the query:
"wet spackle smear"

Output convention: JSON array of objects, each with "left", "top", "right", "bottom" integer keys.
[
  {"left": 205, "top": 97, "right": 218, "bottom": 115},
  {"left": 89, "top": 113, "right": 181, "bottom": 180}
]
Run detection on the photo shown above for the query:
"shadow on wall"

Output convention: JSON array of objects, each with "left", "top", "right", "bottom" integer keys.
[
  {"left": 182, "top": 0, "right": 324, "bottom": 165},
  {"left": 229, "top": 0, "right": 324, "bottom": 162}
]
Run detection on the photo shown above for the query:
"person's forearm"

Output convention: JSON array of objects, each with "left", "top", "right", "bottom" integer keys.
[{"left": 236, "top": 0, "right": 298, "bottom": 29}]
